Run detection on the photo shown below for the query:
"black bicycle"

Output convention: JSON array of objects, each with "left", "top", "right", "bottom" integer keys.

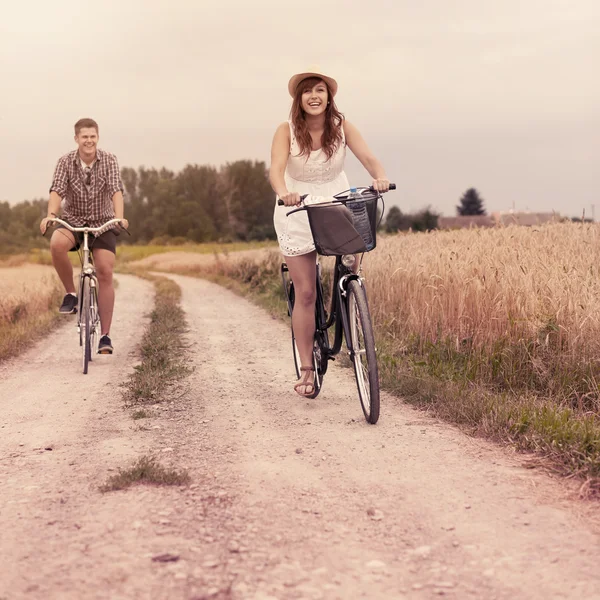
[{"left": 279, "top": 184, "right": 395, "bottom": 424}]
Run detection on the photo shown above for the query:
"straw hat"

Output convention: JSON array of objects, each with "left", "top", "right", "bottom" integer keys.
[{"left": 288, "top": 66, "right": 338, "bottom": 97}]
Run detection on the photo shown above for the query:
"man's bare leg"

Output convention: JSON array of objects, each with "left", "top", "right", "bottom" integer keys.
[
  {"left": 50, "top": 229, "right": 76, "bottom": 294},
  {"left": 93, "top": 248, "right": 116, "bottom": 336}
]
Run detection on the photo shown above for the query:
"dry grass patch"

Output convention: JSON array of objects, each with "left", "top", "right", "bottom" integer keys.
[
  {"left": 119, "top": 270, "right": 192, "bottom": 407},
  {"left": 100, "top": 456, "right": 190, "bottom": 492}
]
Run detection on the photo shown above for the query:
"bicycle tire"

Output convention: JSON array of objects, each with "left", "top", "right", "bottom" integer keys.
[
  {"left": 347, "top": 280, "right": 380, "bottom": 424},
  {"left": 284, "top": 280, "right": 300, "bottom": 379},
  {"left": 82, "top": 277, "right": 91, "bottom": 374},
  {"left": 89, "top": 283, "right": 100, "bottom": 359}
]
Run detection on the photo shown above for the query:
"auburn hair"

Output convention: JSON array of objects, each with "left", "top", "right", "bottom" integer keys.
[
  {"left": 290, "top": 77, "right": 344, "bottom": 160},
  {"left": 74, "top": 118, "right": 99, "bottom": 135}
]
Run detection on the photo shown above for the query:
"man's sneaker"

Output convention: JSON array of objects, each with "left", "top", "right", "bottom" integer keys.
[
  {"left": 59, "top": 294, "right": 78, "bottom": 314},
  {"left": 98, "top": 335, "right": 114, "bottom": 355}
]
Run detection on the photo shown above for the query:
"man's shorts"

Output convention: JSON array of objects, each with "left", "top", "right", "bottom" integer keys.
[{"left": 55, "top": 224, "right": 119, "bottom": 255}]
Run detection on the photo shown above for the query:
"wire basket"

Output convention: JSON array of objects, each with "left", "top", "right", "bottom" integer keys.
[{"left": 306, "top": 196, "right": 379, "bottom": 256}]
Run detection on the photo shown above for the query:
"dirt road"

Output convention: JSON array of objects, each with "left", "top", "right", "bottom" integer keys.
[{"left": 1, "top": 272, "right": 600, "bottom": 599}]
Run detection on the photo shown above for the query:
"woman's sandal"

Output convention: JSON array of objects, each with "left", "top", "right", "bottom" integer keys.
[{"left": 294, "top": 366, "right": 315, "bottom": 398}]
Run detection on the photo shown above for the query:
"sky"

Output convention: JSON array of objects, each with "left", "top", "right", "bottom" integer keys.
[{"left": 1, "top": 0, "right": 598, "bottom": 217}]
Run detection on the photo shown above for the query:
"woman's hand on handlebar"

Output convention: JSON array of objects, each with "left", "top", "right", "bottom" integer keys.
[
  {"left": 371, "top": 177, "right": 391, "bottom": 193},
  {"left": 280, "top": 191, "right": 302, "bottom": 207}
]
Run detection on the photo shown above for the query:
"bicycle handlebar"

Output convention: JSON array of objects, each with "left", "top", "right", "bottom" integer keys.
[
  {"left": 277, "top": 183, "right": 396, "bottom": 207},
  {"left": 45, "top": 217, "right": 127, "bottom": 235}
]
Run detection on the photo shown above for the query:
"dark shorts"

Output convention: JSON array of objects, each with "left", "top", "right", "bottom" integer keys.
[{"left": 55, "top": 225, "right": 119, "bottom": 255}]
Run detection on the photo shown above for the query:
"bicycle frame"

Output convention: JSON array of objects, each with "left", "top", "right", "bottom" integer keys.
[
  {"left": 282, "top": 255, "right": 364, "bottom": 363},
  {"left": 316, "top": 256, "right": 363, "bottom": 362},
  {"left": 76, "top": 229, "right": 98, "bottom": 336}
]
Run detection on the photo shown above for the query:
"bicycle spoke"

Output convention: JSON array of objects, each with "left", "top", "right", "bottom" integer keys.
[{"left": 347, "top": 280, "right": 380, "bottom": 423}]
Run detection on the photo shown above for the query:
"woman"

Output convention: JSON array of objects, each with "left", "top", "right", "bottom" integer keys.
[{"left": 270, "top": 67, "right": 390, "bottom": 397}]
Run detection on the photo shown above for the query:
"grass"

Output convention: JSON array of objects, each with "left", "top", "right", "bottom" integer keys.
[
  {"left": 99, "top": 455, "right": 190, "bottom": 492},
  {"left": 116, "top": 240, "right": 276, "bottom": 263},
  {"left": 14, "top": 240, "right": 276, "bottom": 266},
  {"left": 119, "top": 269, "right": 192, "bottom": 406},
  {"left": 0, "top": 265, "right": 65, "bottom": 363},
  {"left": 146, "top": 227, "right": 600, "bottom": 491},
  {"left": 132, "top": 409, "right": 151, "bottom": 420}
]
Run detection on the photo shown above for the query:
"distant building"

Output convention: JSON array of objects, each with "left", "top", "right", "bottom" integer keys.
[
  {"left": 438, "top": 211, "right": 560, "bottom": 230},
  {"left": 492, "top": 211, "right": 559, "bottom": 227},
  {"left": 438, "top": 215, "right": 495, "bottom": 229}
]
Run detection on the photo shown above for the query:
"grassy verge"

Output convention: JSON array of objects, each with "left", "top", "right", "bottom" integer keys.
[
  {"left": 158, "top": 250, "right": 600, "bottom": 493},
  {"left": 99, "top": 455, "right": 190, "bottom": 492},
  {"left": 18, "top": 240, "right": 277, "bottom": 267},
  {"left": 118, "top": 269, "right": 192, "bottom": 409},
  {"left": 0, "top": 284, "right": 65, "bottom": 364}
]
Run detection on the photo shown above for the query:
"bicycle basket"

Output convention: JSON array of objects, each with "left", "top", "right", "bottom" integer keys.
[{"left": 306, "top": 196, "right": 379, "bottom": 256}]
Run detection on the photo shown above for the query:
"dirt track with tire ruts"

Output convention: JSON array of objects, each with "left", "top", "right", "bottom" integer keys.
[{"left": 1, "top": 272, "right": 600, "bottom": 599}]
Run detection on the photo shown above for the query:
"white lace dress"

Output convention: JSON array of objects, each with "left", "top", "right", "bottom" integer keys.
[{"left": 273, "top": 120, "right": 350, "bottom": 256}]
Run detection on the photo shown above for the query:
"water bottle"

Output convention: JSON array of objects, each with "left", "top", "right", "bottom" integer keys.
[{"left": 347, "top": 187, "right": 374, "bottom": 250}]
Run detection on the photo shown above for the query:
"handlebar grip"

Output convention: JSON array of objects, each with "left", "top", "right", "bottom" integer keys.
[
  {"left": 277, "top": 199, "right": 284, "bottom": 206},
  {"left": 369, "top": 183, "right": 396, "bottom": 191}
]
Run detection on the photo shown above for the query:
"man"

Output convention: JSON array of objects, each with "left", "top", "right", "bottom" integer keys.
[{"left": 40, "top": 118, "right": 128, "bottom": 355}]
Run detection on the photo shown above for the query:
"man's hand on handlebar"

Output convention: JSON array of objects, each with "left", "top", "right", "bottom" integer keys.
[{"left": 40, "top": 217, "right": 52, "bottom": 235}]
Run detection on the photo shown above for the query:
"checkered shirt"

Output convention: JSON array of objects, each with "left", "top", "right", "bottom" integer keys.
[{"left": 49, "top": 148, "right": 124, "bottom": 228}]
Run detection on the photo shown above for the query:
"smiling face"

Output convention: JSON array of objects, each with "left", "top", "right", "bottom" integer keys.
[
  {"left": 300, "top": 78, "right": 329, "bottom": 116},
  {"left": 75, "top": 127, "right": 98, "bottom": 162}
]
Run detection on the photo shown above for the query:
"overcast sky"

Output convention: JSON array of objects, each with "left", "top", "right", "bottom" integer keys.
[{"left": 1, "top": 0, "right": 597, "bottom": 217}]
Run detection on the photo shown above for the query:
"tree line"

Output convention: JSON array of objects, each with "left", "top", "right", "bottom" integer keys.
[
  {"left": 0, "top": 160, "right": 275, "bottom": 253},
  {"left": 0, "top": 159, "right": 492, "bottom": 253}
]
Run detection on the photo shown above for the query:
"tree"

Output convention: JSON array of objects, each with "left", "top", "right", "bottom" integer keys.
[
  {"left": 456, "top": 188, "right": 486, "bottom": 216},
  {"left": 384, "top": 206, "right": 411, "bottom": 233},
  {"left": 219, "top": 160, "right": 275, "bottom": 241},
  {"left": 411, "top": 207, "right": 439, "bottom": 232}
]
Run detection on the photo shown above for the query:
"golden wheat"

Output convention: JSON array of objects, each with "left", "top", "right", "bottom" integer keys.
[
  {"left": 0, "top": 265, "right": 61, "bottom": 326},
  {"left": 365, "top": 223, "right": 600, "bottom": 354}
]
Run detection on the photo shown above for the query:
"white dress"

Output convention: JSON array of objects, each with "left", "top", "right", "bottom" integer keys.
[{"left": 273, "top": 120, "right": 350, "bottom": 256}]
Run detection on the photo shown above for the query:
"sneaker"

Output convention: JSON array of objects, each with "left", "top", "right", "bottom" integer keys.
[
  {"left": 59, "top": 294, "right": 78, "bottom": 314},
  {"left": 98, "top": 335, "right": 114, "bottom": 355}
]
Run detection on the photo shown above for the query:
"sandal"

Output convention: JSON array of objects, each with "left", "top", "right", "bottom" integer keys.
[{"left": 294, "top": 366, "right": 315, "bottom": 398}]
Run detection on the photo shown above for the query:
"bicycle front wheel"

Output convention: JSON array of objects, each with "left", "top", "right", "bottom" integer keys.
[
  {"left": 82, "top": 277, "right": 91, "bottom": 374},
  {"left": 347, "top": 280, "right": 380, "bottom": 424},
  {"left": 89, "top": 283, "right": 100, "bottom": 358}
]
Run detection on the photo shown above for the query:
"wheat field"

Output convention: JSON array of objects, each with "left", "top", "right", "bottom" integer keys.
[
  {"left": 0, "top": 265, "right": 63, "bottom": 361},
  {"left": 0, "top": 265, "right": 62, "bottom": 325},
  {"left": 363, "top": 222, "right": 600, "bottom": 402}
]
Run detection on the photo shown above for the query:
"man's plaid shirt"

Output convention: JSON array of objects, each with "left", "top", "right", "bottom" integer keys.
[{"left": 49, "top": 148, "right": 124, "bottom": 228}]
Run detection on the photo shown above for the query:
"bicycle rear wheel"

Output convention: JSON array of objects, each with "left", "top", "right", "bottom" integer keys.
[
  {"left": 347, "top": 280, "right": 380, "bottom": 423},
  {"left": 81, "top": 277, "right": 91, "bottom": 374}
]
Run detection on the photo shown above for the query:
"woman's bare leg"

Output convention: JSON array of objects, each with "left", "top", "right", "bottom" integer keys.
[{"left": 285, "top": 251, "right": 317, "bottom": 395}]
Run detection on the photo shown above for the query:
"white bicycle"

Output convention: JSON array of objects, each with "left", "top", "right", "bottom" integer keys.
[{"left": 46, "top": 217, "right": 125, "bottom": 374}]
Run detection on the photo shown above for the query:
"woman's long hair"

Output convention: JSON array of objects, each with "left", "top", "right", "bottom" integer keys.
[{"left": 290, "top": 77, "right": 344, "bottom": 160}]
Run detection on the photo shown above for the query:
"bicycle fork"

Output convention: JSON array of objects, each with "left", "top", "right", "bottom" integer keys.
[{"left": 337, "top": 272, "right": 364, "bottom": 363}]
